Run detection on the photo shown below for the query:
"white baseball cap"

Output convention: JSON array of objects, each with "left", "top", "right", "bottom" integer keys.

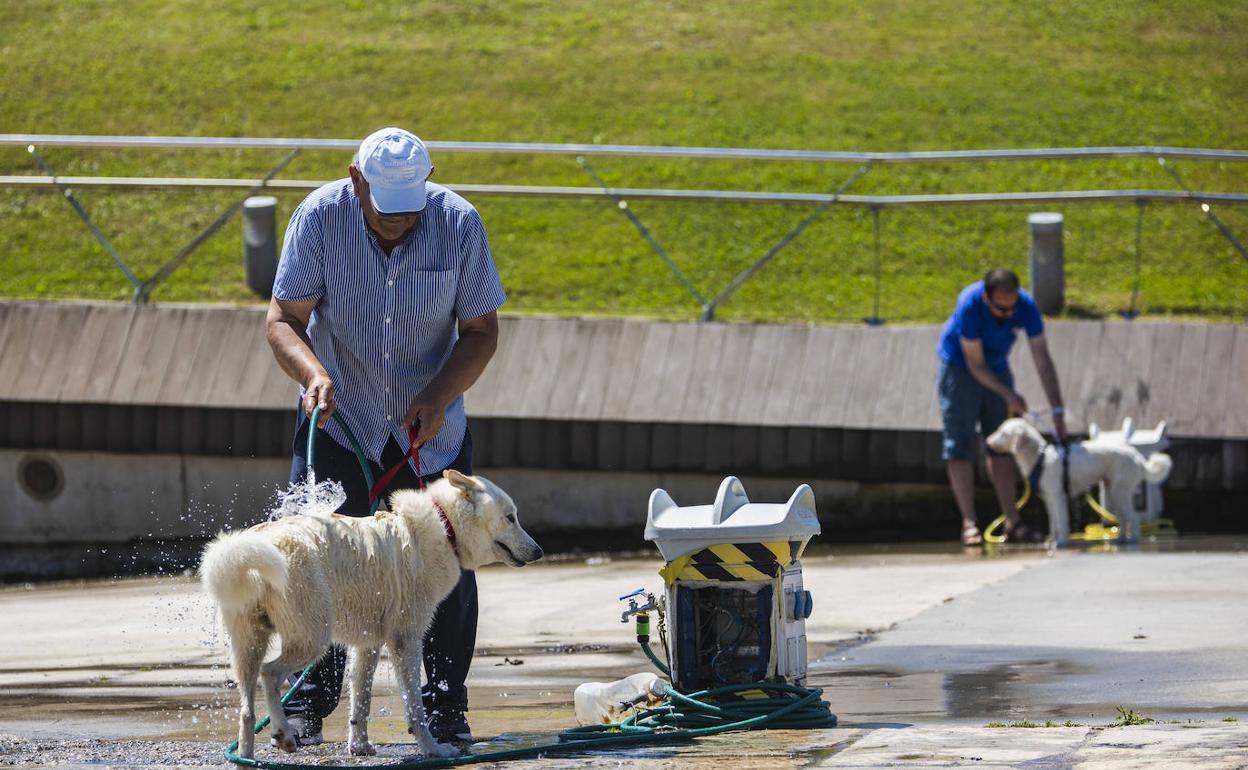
[{"left": 356, "top": 127, "right": 433, "bottom": 214}]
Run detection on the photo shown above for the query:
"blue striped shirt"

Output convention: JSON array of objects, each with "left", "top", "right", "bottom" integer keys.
[{"left": 272, "top": 179, "right": 506, "bottom": 471}]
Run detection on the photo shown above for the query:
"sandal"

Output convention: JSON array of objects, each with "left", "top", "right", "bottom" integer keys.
[
  {"left": 1004, "top": 521, "right": 1044, "bottom": 544},
  {"left": 960, "top": 525, "right": 984, "bottom": 547}
]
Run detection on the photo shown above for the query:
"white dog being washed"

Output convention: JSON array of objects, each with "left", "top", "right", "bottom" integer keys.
[
  {"left": 200, "top": 470, "right": 543, "bottom": 759},
  {"left": 986, "top": 418, "right": 1172, "bottom": 545}
]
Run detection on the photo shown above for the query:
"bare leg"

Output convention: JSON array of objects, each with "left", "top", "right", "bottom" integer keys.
[
  {"left": 346, "top": 646, "right": 381, "bottom": 756},
  {"left": 987, "top": 453, "right": 1022, "bottom": 528},
  {"left": 946, "top": 458, "right": 979, "bottom": 532},
  {"left": 391, "top": 635, "right": 458, "bottom": 758}
]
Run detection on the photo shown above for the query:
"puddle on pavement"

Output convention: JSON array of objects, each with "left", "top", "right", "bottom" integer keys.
[
  {"left": 806, "top": 658, "right": 1246, "bottom": 728},
  {"left": 807, "top": 660, "right": 1097, "bottom": 724},
  {"left": 0, "top": 657, "right": 1148, "bottom": 745}
]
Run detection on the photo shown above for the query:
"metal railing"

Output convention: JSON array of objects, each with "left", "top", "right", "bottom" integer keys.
[
  {"left": 2, "top": 134, "right": 1246, "bottom": 317},
  {"left": 4, "top": 134, "right": 1248, "bottom": 162}
]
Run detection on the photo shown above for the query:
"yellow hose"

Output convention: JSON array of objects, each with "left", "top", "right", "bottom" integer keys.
[{"left": 985, "top": 474, "right": 1177, "bottom": 545}]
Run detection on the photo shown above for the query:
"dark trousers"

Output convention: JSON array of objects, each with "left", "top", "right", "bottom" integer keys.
[{"left": 284, "top": 419, "right": 478, "bottom": 721}]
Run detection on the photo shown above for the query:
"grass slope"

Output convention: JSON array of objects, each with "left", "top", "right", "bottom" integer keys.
[{"left": 1, "top": 0, "right": 1245, "bottom": 322}]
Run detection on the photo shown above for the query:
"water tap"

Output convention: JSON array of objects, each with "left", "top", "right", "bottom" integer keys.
[{"left": 618, "top": 588, "right": 659, "bottom": 623}]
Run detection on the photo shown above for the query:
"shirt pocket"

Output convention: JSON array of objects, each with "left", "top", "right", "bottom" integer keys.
[{"left": 410, "top": 268, "right": 458, "bottom": 324}]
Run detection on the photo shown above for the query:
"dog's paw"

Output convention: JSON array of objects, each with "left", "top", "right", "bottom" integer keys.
[
  {"left": 349, "top": 740, "right": 376, "bottom": 756},
  {"left": 270, "top": 729, "right": 299, "bottom": 753},
  {"left": 427, "top": 741, "right": 460, "bottom": 758}
]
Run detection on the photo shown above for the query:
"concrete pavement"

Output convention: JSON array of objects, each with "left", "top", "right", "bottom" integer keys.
[{"left": 1, "top": 542, "right": 1246, "bottom": 768}]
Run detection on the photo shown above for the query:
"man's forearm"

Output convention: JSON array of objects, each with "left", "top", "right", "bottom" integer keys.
[
  {"left": 266, "top": 315, "right": 325, "bottom": 387},
  {"left": 1035, "top": 358, "right": 1064, "bottom": 411}
]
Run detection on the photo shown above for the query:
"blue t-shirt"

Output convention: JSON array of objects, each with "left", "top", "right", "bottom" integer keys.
[{"left": 937, "top": 281, "right": 1044, "bottom": 374}]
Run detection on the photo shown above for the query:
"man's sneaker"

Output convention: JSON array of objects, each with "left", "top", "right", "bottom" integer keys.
[
  {"left": 272, "top": 713, "right": 324, "bottom": 747},
  {"left": 426, "top": 708, "right": 473, "bottom": 742}
]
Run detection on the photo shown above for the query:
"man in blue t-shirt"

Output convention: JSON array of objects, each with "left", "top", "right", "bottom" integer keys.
[{"left": 936, "top": 269, "right": 1067, "bottom": 545}]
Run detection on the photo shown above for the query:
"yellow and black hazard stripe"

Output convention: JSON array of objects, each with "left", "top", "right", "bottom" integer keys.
[{"left": 660, "top": 541, "right": 800, "bottom": 585}]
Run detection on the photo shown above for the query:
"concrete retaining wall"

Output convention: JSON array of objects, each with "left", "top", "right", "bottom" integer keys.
[{"left": 4, "top": 446, "right": 1243, "bottom": 581}]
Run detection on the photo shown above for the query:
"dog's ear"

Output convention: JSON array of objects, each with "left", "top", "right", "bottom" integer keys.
[
  {"left": 443, "top": 469, "right": 479, "bottom": 497},
  {"left": 992, "top": 419, "right": 1023, "bottom": 454},
  {"left": 1016, "top": 421, "right": 1041, "bottom": 453}
]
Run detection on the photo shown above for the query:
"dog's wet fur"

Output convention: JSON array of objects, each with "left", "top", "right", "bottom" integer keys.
[
  {"left": 986, "top": 418, "right": 1172, "bottom": 545},
  {"left": 200, "top": 470, "right": 542, "bottom": 759}
]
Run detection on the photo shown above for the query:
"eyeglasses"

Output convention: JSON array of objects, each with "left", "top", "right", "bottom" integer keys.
[{"left": 989, "top": 300, "right": 1017, "bottom": 315}]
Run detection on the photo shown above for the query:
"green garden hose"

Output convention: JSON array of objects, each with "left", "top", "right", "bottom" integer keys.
[
  {"left": 226, "top": 676, "right": 835, "bottom": 769},
  {"left": 306, "top": 405, "right": 380, "bottom": 514},
  {"left": 225, "top": 645, "right": 836, "bottom": 769},
  {"left": 641, "top": 640, "right": 671, "bottom": 677}
]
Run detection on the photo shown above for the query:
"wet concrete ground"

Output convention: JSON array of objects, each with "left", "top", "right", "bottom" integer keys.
[{"left": 2, "top": 538, "right": 1246, "bottom": 768}]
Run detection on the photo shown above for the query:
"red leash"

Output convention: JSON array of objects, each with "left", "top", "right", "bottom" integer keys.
[
  {"left": 368, "top": 424, "right": 424, "bottom": 503},
  {"left": 367, "top": 422, "right": 459, "bottom": 557}
]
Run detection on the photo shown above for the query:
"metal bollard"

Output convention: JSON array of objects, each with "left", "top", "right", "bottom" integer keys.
[
  {"left": 1028, "top": 212, "right": 1064, "bottom": 315},
  {"left": 243, "top": 196, "right": 279, "bottom": 299}
]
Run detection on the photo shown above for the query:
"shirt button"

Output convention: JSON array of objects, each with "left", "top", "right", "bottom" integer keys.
[
  {"left": 386, "top": 415, "right": 392, "bottom": 421},
  {"left": 383, "top": 353, "right": 389, "bottom": 359},
  {"left": 387, "top": 280, "right": 394, "bottom": 287},
  {"left": 385, "top": 317, "right": 391, "bottom": 324},
  {"left": 384, "top": 387, "right": 390, "bottom": 393}
]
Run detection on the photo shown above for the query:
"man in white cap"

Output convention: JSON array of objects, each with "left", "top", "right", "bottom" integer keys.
[{"left": 265, "top": 127, "right": 507, "bottom": 745}]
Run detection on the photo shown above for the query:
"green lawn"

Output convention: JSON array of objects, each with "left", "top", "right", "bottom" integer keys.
[{"left": 1, "top": 0, "right": 1245, "bottom": 323}]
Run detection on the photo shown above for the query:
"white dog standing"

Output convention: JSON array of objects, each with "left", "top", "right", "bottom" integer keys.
[
  {"left": 986, "top": 418, "right": 1172, "bottom": 545},
  {"left": 200, "top": 470, "right": 543, "bottom": 759}
]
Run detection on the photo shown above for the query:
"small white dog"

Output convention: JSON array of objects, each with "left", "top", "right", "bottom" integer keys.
[
  {"left": 200, "top": 470, "right": 543, "bottom": 759},
  {"left": 985, "top": 418, "right": 1173, "bottom": 545}
]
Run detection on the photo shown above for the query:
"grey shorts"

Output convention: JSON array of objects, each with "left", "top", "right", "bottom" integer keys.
[{"left": 937, "top": 361, "right": 1013, "bottom": 460}]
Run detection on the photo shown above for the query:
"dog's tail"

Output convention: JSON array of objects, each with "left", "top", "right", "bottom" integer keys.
[
  {"left": 199, "top": 531, "right": 288, "bottom": 616},
  {"left": 1143, "top": 453, "right": 1173, "bottom": 484}
]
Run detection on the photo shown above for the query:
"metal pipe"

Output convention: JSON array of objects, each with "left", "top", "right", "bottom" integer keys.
[
  {"left": 1124, "top": 201, "right": 1145, "bottom": 319},
  {"left": 867, "top": 207, "right": 883, "bottom": 326},
  {"left": 2, "top": 134, "right": 1248, "bottom": 163},
  {"left": 3, "top": 175, "right": 1247, "bottom": 207},
  {"left": 0, "top": 175, "right": 324, "bottom": 190}
]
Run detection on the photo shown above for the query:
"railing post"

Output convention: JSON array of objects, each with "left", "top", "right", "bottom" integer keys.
[
  {"left": 1028, "top": 212, "right": 1064, "bottom": 314},
  {"left": 243, "top": 196, "right": 279, "bottom": 299},
  {"left": 865, "top": 206, "right": 884, "bottom": 326},
  {"left": 1123, "top": 200, "right": 1146, "bottom": 319}
]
